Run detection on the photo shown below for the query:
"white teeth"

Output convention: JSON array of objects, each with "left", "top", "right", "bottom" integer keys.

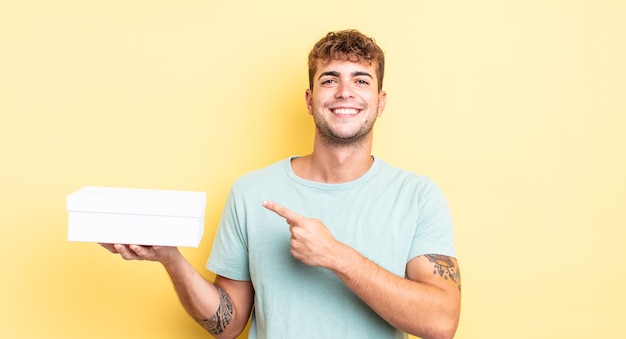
[{"left": 333, "top": 108, "right": 359, "bottom": 115}]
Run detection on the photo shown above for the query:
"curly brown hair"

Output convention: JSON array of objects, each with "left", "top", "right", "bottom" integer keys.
[{"left": 308, "top": 29, "right": 385, "bottom": 92}]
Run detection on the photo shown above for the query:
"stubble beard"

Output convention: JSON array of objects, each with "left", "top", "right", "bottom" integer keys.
[{"left": 313, "top": 114, "right": 375, "bottom": 148}]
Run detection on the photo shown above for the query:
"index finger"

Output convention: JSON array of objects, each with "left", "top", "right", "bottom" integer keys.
[{"left": 262, "top": 200, "right": 300, "bottom": 224}]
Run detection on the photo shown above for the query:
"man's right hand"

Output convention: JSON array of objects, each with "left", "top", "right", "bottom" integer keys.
[
  {"left": 99, "top": 243, "right": 182, "bottom": 266},
  {"left": 99, "top": 243, "right": 255, "bottom": 338}
]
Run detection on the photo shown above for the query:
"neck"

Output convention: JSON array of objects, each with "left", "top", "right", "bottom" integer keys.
[{"left": 292, "top": 133, "right": 374, "bottom": 183}]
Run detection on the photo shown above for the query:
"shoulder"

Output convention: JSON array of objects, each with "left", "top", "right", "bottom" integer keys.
[
  {"left": 231, "top": 158, "right": 289, "bottom": 190},
  {"left": 234, "top": 159, "right": 288, "bottom": 186},
  {"left": 375, "top": 158, "right": 443, "bottom": 194}
]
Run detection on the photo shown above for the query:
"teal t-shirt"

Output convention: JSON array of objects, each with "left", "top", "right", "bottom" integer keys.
[{"left": 207, "top": 156, "right": 456, "bottom": 339}]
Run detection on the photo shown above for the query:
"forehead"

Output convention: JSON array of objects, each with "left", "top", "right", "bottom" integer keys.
[{"left": 315, "top": 58, "right": 377, "bottom": 77}]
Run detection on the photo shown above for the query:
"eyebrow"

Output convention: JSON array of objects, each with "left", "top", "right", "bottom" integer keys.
[{"left": 318, "top": 71, "right": 373, "bottom": 80}]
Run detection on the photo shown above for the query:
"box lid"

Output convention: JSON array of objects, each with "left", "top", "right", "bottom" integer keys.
[{"left": 67, "top": 186, "right": 206, "bottom": 218}]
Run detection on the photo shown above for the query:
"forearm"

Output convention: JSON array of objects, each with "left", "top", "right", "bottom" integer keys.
[
  {"left": 261, "top": 200, "right": 460, "bottom": 337},
  {"left": 162, "top": 256, "right": 241, "bottom": 338},
  {"left": 162, "top": 255, "right": 218, "bottom": 316},
  {"left": 102, "top": 244, "right": 247, "bottom": 337},
  {"left": 329, "top": 244, "right": 460, "bottom": 339}
]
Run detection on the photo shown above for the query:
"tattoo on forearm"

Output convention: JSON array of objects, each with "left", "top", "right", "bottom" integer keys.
[
  {"left": 197, "top": 286, "right": 233, "bottom": 335},
  {"left": 425, "top": 254, "right": 462, "bottom": 292}
]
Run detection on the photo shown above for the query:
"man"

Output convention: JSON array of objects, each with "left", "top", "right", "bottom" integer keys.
[{"left": 102, "top": 29, "right": 461, "bottom": 339}]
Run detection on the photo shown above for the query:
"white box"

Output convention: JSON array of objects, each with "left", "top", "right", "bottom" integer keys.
[{"left": 67, "top": 186, "right": 206, "bottom": 247}]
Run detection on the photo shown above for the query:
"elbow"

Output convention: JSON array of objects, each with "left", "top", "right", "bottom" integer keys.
[
  {"left": 197, "top": 318, "right": 246, "bottom": 339},
  {"left": 422, "top": 295, "right": 461, "bottom": 339},
  {"left": 197, "top": 312, "right": 248, "bottom": 339},
  {"left": 407, "top": 313, "right": 459, "bottom": 339},
  {"left": 425, "top": 317, "right": 460, "bottom": 339},
  {"left": 434, "top": 321, "right": 459, "bottom": 339},
  {"left": 211, "top": 328, "right": 246, "bottom": 339}
]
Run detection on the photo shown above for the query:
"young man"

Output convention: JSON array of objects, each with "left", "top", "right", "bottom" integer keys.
[{"left": 103, "top": 29, "right": 461, "bottom": 339}]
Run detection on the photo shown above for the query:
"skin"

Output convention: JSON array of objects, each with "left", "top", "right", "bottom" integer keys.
[
  {"left": 101, "top": 58, "right": 461, "bottom": 339},
  {"left": 100, "top": 243, "right": 253, "bottom": 339},
  {"left": 263, "top": 59, "right": 461, "bottom": 338}
]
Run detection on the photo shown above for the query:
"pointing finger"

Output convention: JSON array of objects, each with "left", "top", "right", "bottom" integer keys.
[{"left": 262, "top": 200, "right": 300, "bottom": 224}]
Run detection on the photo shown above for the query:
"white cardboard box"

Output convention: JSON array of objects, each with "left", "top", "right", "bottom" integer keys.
[{"left": 67, "top": 186, "right": 206, "bottom": 247}]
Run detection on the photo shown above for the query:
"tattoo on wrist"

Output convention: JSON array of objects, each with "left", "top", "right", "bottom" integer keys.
[
  {"left": 197, "top": 286, "right": 233, "bottom": 335},
  {"left": 425, "top": 254, "right": 462, "bottom": 292}
]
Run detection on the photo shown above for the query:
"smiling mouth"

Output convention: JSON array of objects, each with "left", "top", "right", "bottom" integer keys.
[{"left": 331, "top": 108, "right": 361, "bottom": 115}]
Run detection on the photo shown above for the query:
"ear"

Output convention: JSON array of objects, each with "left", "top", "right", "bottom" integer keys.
[
  {"left": 305, "top": 88, "right": 313, "bottom": 115},
  {"left": 377, "top": 91, "right": 387, "bottom": 117}
]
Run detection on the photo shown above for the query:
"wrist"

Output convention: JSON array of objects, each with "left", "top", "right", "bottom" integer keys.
[
  {"left": 326, "top": 241, "right": 357, "bottom": 273},
  {"left": 159, "top": 247, "right": 185, "bottom": 272}
]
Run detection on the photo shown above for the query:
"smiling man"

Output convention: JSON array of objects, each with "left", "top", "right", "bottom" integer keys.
[
  {"left": 308, "top": 60, "right": 385, "bottom": 147},
  {"left": 103, "top": 29, "right": 461, "bottom": 339}
]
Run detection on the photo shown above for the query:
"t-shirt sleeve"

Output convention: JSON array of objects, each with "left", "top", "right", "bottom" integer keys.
[
  {"left": 408, "top": 179, "right": 457, "bottom": 260},
  {"left": 206, "top": 188, "right": 251, "bottom": 281}
]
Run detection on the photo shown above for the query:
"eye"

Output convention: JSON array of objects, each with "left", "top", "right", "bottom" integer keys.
[
  {"left": 320, "top": 78, "right": 337, "bottom": 87},
  {"left": 355, "top": 79, "right": 370, "bottom": 86}
]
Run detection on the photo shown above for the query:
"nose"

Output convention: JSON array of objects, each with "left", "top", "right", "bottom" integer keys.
[{"left": 335, "top": 81, "right": 355, "bottom": 99}]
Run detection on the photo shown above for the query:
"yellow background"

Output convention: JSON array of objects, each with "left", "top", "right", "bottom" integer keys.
[{"left": 1, "top": 1, "right": 624, "bottom": 338}]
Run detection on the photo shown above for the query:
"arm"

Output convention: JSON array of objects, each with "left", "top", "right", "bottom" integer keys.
[
  {"left": 261, "top": 201, "right": 461, "bottom": 339},
  {"left": 330, "top": 245, "right": 460, "bottom": 339},
  {"left": 100, "top": 244, "right": 254, "bottom": 338}
]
